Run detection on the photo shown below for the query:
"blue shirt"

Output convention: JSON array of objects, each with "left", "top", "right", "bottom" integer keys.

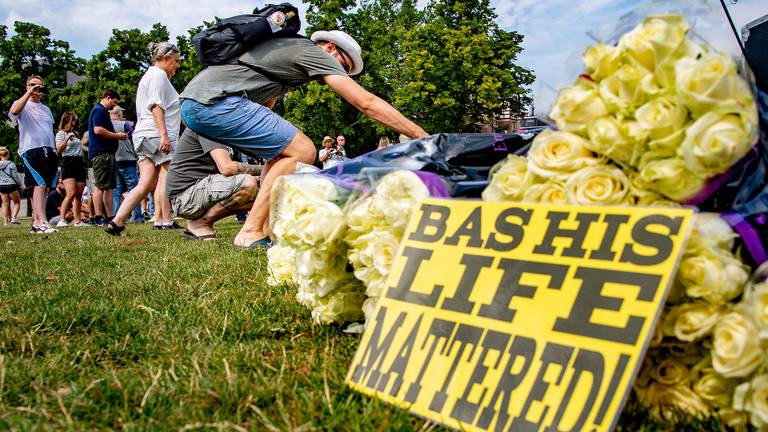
[{"left": 87, "top": 103, "right": 117, "bottom": 159}]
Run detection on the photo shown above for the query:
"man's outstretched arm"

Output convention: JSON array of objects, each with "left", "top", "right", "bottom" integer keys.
[{"left": 323, "top": 74, "right": 428, "bottom": 139}]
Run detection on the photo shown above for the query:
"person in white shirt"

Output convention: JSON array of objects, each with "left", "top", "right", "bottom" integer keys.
[
  {"left": 106, "top": 42, "right": 181, "bottom": 235},
  {"left": 8, "top": 75, "right": 58, "bottom": 234},
  {"left": 318, "top": 135, "right": 344, "bottom": 169}
]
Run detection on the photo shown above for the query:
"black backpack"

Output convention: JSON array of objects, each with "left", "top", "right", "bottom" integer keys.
[{"left": 193, "top": 3, "right": 301, "bottom": 66}]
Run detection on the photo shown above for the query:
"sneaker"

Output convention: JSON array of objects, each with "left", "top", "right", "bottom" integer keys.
[
  {"left": 74, "top": 221, "right": 91, "bottom": 227},
  {"left": 30, "top": 224, "right": 58, "bottom": 234},
  {"left": 90, "top": 215, "right": 104, "bottom": 225},
  {"left": 56, "top": 220, "right": 69, "bottom": 228},
  {"left": 9, "top": 219, "right": 20, "bottom": 225},
  {"left": 126, "top": 217, "right": 145, "bottom": 224}
]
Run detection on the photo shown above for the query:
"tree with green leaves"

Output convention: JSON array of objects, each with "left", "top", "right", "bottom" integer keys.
[
  {"left": 395, "top": 0, "right": 534, "bottom": 133},
  {"left": 0, "top": 22, "right": 84, "bottom": 161}
]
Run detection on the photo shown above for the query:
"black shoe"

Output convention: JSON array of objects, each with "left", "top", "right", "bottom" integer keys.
[
  {"left": 90, "top": 215, "right": 105, "bottom": 226},
  {"left": 104, "top": 221, "right": 125, "bottom": 236}
]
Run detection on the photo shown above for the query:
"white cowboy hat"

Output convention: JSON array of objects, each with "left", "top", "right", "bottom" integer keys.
[{"left": 310, "top": 30, "right": 364, "bottom": 76}]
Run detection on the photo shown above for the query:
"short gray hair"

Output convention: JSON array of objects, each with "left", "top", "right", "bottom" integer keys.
[{"left": 148, "top": 41, "right": 180, "bottom": 62}]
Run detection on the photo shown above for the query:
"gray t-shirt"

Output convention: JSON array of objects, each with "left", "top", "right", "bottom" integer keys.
[
  {"left": 112, "top": 120, "right": 137, "bottom": 162},
  {"left": 166, "top": 129, "right": 229, "bottom": 198},
  {"left": 0, "top": 160, "right": 21, "bottom": 186},
  {"left": 180, "top": 37, "right": 347, "bottom": 105}
]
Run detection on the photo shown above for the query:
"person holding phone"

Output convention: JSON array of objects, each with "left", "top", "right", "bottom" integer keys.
[
  {"left": 55, "top": 112, "right": 88, "bottom": 227},
  {"left": 8, "top": 75, "right": 58, "bottom": 234}
]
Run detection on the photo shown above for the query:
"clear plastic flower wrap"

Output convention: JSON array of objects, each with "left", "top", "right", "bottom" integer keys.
[
  {"left": 343, "top": 169, "right": 451, "bottom": 324},
  {"left": 544, "top": 7, "right": 761, "bottom": 207},
  {"left": 268, "top": 172, "right": 367, "bottom": 324}
]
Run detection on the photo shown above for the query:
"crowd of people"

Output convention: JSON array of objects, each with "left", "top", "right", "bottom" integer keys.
[{"left": 4, "top": 28, "right": 427, "bottom": 248}]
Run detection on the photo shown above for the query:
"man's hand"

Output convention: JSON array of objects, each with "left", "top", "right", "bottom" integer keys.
[{"left": 159, "top": 135, "right": 171, "bottom": 154}]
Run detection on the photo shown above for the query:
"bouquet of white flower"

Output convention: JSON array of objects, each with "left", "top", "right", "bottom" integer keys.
[
  {"left": 344, "top": 170, "right": 447, "bottom": 323},
  {"left": 550, "top": 14, "right": 758, "bottom": 203},
  {"left": 268, "top": 174, "right": 365, "bottom": 324}
]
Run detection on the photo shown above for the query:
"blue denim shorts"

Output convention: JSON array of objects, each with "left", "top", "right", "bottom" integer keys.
[{"left": 180, "top": 96, "right": 298, "bottom": 161}]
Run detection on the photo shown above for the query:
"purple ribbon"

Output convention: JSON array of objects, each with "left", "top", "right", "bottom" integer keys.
[
  {"left": 721, "top": 211, "right": 768, "bottom": 265},
  {"left": 684, "top": 144, "right": 760, "bottom": 206},
  {"left": 413, "top": 171, "right": 450, "bottom": 197}
]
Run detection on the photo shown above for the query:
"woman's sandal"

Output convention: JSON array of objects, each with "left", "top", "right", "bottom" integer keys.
[{"left": 105, "top": 221, "right": 125, "bottom": 236}]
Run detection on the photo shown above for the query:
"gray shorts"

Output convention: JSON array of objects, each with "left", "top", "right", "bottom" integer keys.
[
  {"left": 136, "top": 137, "right": 173, "bottom": 166},
  {"left": 171, "top": 173, "right": 250, "bottom": 220}
]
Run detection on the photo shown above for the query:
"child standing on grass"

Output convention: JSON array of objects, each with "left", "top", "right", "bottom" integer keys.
[{"left": 0, "top": 146, "right": 23, "bottom": 225}]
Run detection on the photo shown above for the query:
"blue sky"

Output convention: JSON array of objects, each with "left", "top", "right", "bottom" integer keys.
[{"left": 2, "top": 0, "right": 767, "bottom": 114}]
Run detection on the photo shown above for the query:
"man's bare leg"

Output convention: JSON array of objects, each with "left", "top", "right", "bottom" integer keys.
[
  {"left": 233, "top": 131, "right": 315, "bottom": 247},
  {"left": 186, "top": 176, "right": 259, "bottom": 237}
]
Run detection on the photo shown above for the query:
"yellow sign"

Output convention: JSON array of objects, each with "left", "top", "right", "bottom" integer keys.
[{"left": 346, "top": 199, "right": 694, "bottom": 432}]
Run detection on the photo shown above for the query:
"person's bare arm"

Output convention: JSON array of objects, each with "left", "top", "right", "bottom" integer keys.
[
  {"left": 9, "top": 86, "right": 38, "bottom": 117},
  {"left": 93, "top": 126, "right": 127, "bottom": 141},
  {"left": 209, "top": 148, "right": 261, "bottom": 177},
  {"left": 323, "top": 75, "right": 428, "bottom": 139}
]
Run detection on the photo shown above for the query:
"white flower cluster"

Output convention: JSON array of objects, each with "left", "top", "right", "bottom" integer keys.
[
  {"left": 345, "top": 171, "right": 431, "bottom": 323},
  {"left": 634, "top": 214, "right": 759, "bottom": 428},
  {"left": 550, "top": 14, "right": 757, "bottom": 201},
  {"left": 269, "top": 175, "right": 365, "bottom": 324},
  {"left": 481, "top": 131, "right": 672, "bottom": 207}
]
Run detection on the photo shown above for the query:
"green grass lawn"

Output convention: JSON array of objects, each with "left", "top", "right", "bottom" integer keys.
[{"left": 0, "top": 218, "right": 721, "bottom": 431}]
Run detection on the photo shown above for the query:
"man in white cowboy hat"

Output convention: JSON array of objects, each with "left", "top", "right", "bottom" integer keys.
[{"left": 178, "top": 29, "right": 428, "bottom": 249}]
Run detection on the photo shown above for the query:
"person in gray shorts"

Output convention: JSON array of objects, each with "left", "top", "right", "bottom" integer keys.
[{"left": 165, "top": 129, "right": 260, "bottom": 240}]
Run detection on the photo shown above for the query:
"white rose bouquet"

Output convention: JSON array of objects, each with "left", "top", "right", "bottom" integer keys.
[
  {"left": 268, "top": 174, "right": 365, "bottom": 324},
  {"left": 345, "top": 170, "right": 442, "bottom": 324},
  {"left": 549, "top": 13, "right": 758, "bottom": 203}
]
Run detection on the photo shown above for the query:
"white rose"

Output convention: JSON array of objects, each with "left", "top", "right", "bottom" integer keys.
[
  {"left": 290, "top": 200, "right": 346, "bottom": 247},
  {"left": 583, "top": 43, "right": 623, "bottom": 81},
  {"left": 742, "top": 281, "right": 768, "bottom": 338},
  {"left": 266, "top": 243, "right": 297, "bottom": 286},
  {"left": 733, "top": 375, "right": 768, "bottom": 430},
  {"left": 348, "top": 230, "right": 400, "bottom": 298},
  {"left": 689, "top": 212, "right": 737, "bottom": 251},
  {"left": 693, "top": 369, "right": 738, "bottom": 407},
  {"left": 711, "top": 311, "right": 763, "bottom": 378},
  {"left": 618, "top": 14, "right": 690, "bottom": 72},
  {"left": 373, "top": 170, "right": 431, "bottom": 233},
  {"left": 677, "top": 248, "right": 748, "bottom": 304},
  {"left": 638, "top": 157, "right": 705, "bottom": 201},
  {"left": 482, "top": 155, "right": 531, "bottom": 202},
  {"left": 670, "top": 301, "right": 728, "bottom": 341},
  {"left": 564, "top": 164, "right": 634, "bottom": 205},
  {"left": 549, "top": 77, "right": 609, "bottom": 135},
  {"left": 345, "top": 196, "right": 385, "bottom": 239},
  {"left": 635, "top": 96, "right": 689, "bottom": 143},
  {"left": 675, "top": 51, "right": 755, "bottom": 115},
  {"left": 527, "top": 129, "right": 602, "bottom": 179},
  {"left": 310, "top": 285, "right": 365, "bottom": 324},
  {"left": 586, "top": 116, "right": 645, "bottom": 165},
  {"left": 649, "top": 358, "right": 690, "bottom": 386},
  {"left": 680, "top": 110, "right": 756, "bottom": 177},
  {"left": 522, "top": 179, "right": 568, "bottom": 204},
  {"left": 640, "top": 383, "right": 709, "bottom": 420},
  {"left": 598, "top": 64, "right": 655, "bottom": 115}
]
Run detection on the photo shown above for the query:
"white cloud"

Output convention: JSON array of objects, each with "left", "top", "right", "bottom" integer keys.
[{"left": 0, "top": 0, "right": 309, "bottom": 57}]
